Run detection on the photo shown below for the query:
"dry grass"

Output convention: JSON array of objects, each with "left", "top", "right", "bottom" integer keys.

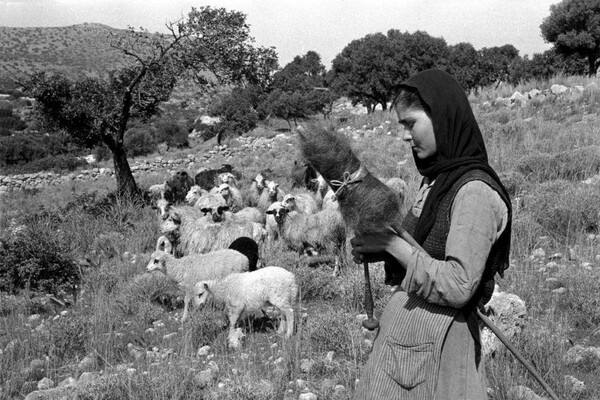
[{"left": 2, "top": 74, "right": 600, "bottom": 399}]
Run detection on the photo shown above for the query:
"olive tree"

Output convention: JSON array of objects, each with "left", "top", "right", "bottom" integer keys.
[
  {"left": 540, "top": 0, "right": 600, "bottom": 75},
  {"left": 27, "top": 6, "right": 277, "bottom": 198}
]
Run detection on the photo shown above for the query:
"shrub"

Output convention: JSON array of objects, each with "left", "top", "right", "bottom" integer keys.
[
  {"left": 124, "top": 127, "right": 157, "bottom": 157},
  {"left": 207, "top": 88, "right": 259, "bottom": 143},
  {"left": 92, "top": 144, "right": 111, "bottom": 162},
  {"left": 0, "top": 227, "right": 79, "bottom": 295},
  {"left": 153, "top": 120, "right": 189, "bottom": 149},
  {"left": 14, "top": 154, "right": 86, "bottom": 173}
]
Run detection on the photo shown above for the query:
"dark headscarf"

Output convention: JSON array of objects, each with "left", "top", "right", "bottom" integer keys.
[{"left": 400, "top": 69, "right": 512, "bottom": 277}]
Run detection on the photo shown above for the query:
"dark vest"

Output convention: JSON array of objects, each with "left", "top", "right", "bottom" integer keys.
[{"left": 384, "top": 169, "right": 506, "bottom": 310}]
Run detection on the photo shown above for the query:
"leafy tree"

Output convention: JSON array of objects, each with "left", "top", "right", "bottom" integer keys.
[
  {"left": 329, "top": 30, "right": 449, "bottom": 111},
  {"left": 263, "top": 51, "right": 333, "bottom": 125},
  {"left": 206, "top": 86, "right": 259, "bottom": 142},
  {"left": 26, "top": 7, "right": 277, "bottom": 198},
  {"left": 509, "top": 49, "right": 587, "bottom": 83},
  {"left": 540, "top": 0, "right": 600, "bottom": 76},
  {"left": 477, "top": 45, "right": 520, "bottom": 87},
  {"left": 447, "top": 42, "right": 482, "bottom": 92}
]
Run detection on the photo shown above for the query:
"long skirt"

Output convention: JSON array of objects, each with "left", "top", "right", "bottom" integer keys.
[{"left": 353, "top": 290, "right": 487, "bottom": 400}]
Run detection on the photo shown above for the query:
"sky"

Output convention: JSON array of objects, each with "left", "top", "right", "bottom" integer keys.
[{"left": 0, "top": 0, "right": 559, "bottom": 68}]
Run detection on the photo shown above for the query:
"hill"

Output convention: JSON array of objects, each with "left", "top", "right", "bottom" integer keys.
[{"left": 0, "top": 23, "right": 130, "bottom": 88}]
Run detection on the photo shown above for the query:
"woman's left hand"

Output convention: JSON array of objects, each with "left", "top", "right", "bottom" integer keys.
[{"left": 350, "top": 231, "right": 403, "bottom": 264}]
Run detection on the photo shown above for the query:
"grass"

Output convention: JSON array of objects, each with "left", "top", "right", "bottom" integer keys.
[{"left": 2, "top": 74, "right": 600, "bottom": 399}]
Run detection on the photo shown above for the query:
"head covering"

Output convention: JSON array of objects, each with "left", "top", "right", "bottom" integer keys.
[{"left": 399, "top": 69, "right": 512, "bottom": 277}]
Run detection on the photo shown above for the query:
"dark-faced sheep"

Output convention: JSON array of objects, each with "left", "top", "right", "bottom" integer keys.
[
  {"left": 194, "top": 164, "right": 238, "bottom": 191},
  {"left": 164, "top": 171, "right": 194, "bottom": 204}
]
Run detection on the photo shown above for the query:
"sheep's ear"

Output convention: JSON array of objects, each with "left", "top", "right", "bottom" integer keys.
[
  {"left": 218, "top": 206, "right": 229, "bottom": 213},
  {"left": 265, "top": 209, "right": 275, "bottom": 215},
  {"left": 200, "top": 208, "right": 211, "bottom": 214}
]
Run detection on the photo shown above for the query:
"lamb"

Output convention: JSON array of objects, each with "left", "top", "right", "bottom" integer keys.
[
  {"left": 266, "top": 202, "right": 346, "bottom": 275},
  {"left": 148, "top": 181, "right": 167, "bottom": 201},
  {"left": 216, "top": 183, "right": 244, "bottom": 213},
  {"left": 193, "top": 266, "right": 298, "bottom": 348},
  {"left": 146, "top": 249, "right": 249, "bottom": 322},
  {"left": 265, "top": 201, "right": 282, "bottom": 248}
]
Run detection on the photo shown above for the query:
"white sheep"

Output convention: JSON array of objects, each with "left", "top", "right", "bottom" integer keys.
[
  {"left": 156, "top": 235, "right": 173, "bottom": 254},
  {"left": 193, "top": 266, "right": 298, "bottom": 348},
  {"left": 232, "top": 206, "right": 265, "bottom": 225},
  {"left": 257, "top": 180, "right": 284, "bottom": 213},
  {"left": 266, "top": 202, "right": 346, "bottom": 276},
  {"left": 265, "top": 201, "right": 282, "bottom": 248},
  {"left": 217, "top": 183, "right": 244, "bottom": 213},
  {"left": 148, "top": 181, "right": 167, "bottom": 200},
  {"left": 245, "top": 172, "right": 268, "bottom": 207},
  {"left": 281, "top": 190, "right": 319, "bottom": 215},
  {"left": 313, "top": 173, "right": 338, "bottom": 211},
  {"left": 146, "top": 249, "right": 249, "bottom": 322},
  {"left": 154, "top": 198, "right": 172, "bottom": 217},
  {"left": 218, "top": 172, "right": 238, "bottom": 188},
  {"left": 185, "top": 185, "right": 210, "bottom": 206}
]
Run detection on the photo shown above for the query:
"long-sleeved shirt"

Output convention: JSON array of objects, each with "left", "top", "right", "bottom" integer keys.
[{"left": 400, "top": 179, "right": 509, "bottom": 308}]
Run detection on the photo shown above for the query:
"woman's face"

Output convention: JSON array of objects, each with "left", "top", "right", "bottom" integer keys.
[{"left": 395, "top": 105, "right": 437, "bottom": 160}]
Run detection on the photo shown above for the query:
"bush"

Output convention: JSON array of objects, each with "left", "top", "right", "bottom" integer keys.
[
  {"left": 0, "top": 133, "right": 80, "bottom": 167},
  {"left": 124, "top": 127, "right": 157, "bottom": 157},
  {"left": 153, "top": 120, "right": 189, "bottom": 149},
  {"left": 14, "top": 154, "right": 86, "bottom": 173},
  {"left": 207, "top": 88, "right": 259, "bottom": 143},
  {"left": 92, "top": 144, "right": 111, "bottom": 162},
  {"left": 0, "top": 227, "right": 79, "bottom": 295}
]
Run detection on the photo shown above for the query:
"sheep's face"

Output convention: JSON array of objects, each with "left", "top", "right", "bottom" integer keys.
[
  {"left": 218, "top": 183, "right": 230, "bottom": 199},
  {"left": 154, "top": 199, "right": 171, "bottom": 217},
  {"left": 254, "top": 174, "right": 266, "bottom": 190},
  {"left": 161, "top": 212, "right": 181, "bottom": 233},
  {"left": 193, "top": 282, "right": 211, "bottom": 307},
  {"left": 312, "top": 174, "right": 328, "bottom": 194},
  {"left": 201, "top": 206, "right": 230, "bottom": 222},
  {"left": 219, "top": 172, "right": 235, "bottom": 185},
  {"left": 146, "top": 253, "right": 165, "bottom": 272},
  {"left": 185, "top": 186, "right": 203, "bottom": 205},
  {"left": 281, "top": 194, "right": 296, "bottom": 211},
  {"left": 267, "top": 181, "right": 280, "bottom": 198},
  {"left": 266, "top": 203, "right": 288, "bottom": 225}
]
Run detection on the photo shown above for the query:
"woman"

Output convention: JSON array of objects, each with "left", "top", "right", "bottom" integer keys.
[{"left": 351, "top": 69, "right": 512, "bottom": 399}]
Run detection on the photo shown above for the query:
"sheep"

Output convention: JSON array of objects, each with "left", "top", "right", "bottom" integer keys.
[
  {"left": 216, "top": 183, "right": 244, "bottom": 213},
  {"left": 281, "top": 190, "right": 319, "bottom": 215},
  {"left": 185, "top": 185, "right": 210, "bottom": 206},
  {"left": 257, "top": 180, "right": 284, "bottom": 213},
  {"left": 245, "top": 172, "right": 269, "bottom": 207},
  {"left": 313, "top": 173, "right": 339, "bottom": 211},
  {"left": 266, "top": 202, "right": 346, "bottom": 276},
  {"left": 232, "top": 206, "right": 265, "bottom": 225},
  {"left": 146, "top": 249, "right": 249, "bottom": 322},
  {"left": 194, "top": 164, "right": 237, "bottom": 191},
  {"left": 193, "top": 266, "right": 298, "bottom": 348},
  {"left": 385, "top": 177, "right": 407, "bottom": 206},
  {"left": 228, "top": 236, "right": 260, "bottom": 271},
  {"left": 148, "top": 181, "right": 167, "bottom": 201},
  {"left": 265, "top": 201, "right": 282, "bottom": 248},
  {"left": 161, "top": 205, "right": 265, "bottom": 256},
  {"left": 218, "top": 172, "right": 238, "bottom": 188},
  {"left": 194, "top": 193, "right": 229, "bottom": 222},
  {"left": 164, "top": 171, "right": 194, "bottom": 204},
  {"left": 156, "top": 235, "right": 173, "bottom": 254},
  {"left": 154, "top": 198, "right": 172, "bottom": 217}
]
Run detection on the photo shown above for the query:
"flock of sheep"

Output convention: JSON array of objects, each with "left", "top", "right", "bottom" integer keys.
[{"left": 144, "top": 162, "right": 405, "bottom": 348}]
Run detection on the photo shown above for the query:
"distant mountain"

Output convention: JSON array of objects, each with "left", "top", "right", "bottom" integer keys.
[{"left": 0, "top": 23, "right": 131, "bottom": 88}]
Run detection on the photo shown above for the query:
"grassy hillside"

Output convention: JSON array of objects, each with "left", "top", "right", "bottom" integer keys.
[
  {"left": 1, "top": 75, "right": 600, "bottom": 399},
  {"left": 0, "top": 23, "right": 129, "bottom": 88}
]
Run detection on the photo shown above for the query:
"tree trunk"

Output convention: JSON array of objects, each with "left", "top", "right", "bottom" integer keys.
[
  {"left": 112, "top": 144, "right": 140, "bottom": 199},
  {"left": 589, "top": 53, "right": 599, "bottom": 77}
]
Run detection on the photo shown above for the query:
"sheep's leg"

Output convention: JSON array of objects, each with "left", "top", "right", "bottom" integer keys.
[
  {"left": 181, "top": 293, "right": 191, "bottom": 323},
  {"left": 227, "top": 306, "right": 243, "bottom": 336},
  {"left": 283, "top": 307, "right": 295, "bottom": 338},
  {"left": 332, "top": 255, "right": 340, "bottom": 277}
]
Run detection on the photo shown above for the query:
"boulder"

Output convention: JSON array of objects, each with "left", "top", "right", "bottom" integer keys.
[{"left": 481, "top": 286, "right": 527, "bottom": 357}]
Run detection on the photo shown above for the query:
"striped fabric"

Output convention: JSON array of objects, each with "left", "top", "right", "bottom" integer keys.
[{"left": 353, "top": 289, "right": 458, "bottom": 399}]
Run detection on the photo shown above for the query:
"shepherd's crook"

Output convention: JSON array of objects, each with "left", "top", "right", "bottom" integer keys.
[
  {"left": 397, "top": 228, "right": 560, "bottom": 400},
  {"left": 362, "top": 261, "right": 379, "bottom": 330}
]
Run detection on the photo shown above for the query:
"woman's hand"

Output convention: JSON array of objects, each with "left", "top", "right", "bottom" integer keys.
[{"left": 350, "top": 231, "right": 404, "bottom": 264}]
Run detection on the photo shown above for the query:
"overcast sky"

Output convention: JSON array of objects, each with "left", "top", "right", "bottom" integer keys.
[{"left": 0, "top": 0, "right": 558, "bottom": 68}]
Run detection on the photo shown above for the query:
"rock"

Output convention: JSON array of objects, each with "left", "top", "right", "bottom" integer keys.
[
  {"left": 77, "top": 354, "right": 96, "bottom": 372},
  {"left": 564, "top": 345, "right": 600, "bottom": 366},
  {"left": 27, "top": 359, "right": 47, "bottom": 380},
  {"left": 37, "top": 377, "right": 54, "bottom": 390},
  {"left": 530, "top": 248, "right": 546, "bottom": 261},
  {"left": 299, "top": 393, "right": 318, "bottom": 400},
  {"left": 481, "top": 286, "right": 526, "bottom": 357},
  {"left": 300, "top": 359, "right": 316, "bottom": 373},
  {"left": 24, "top": 386, "right": 77, "bottom": 400},
  {"left": 507, "top": 385, "right": 546, "bottom": 400},
  {"left": 527, "top": 89, "right": 542, "bottom": 98},
  {"left": 564, "top": 375, "right": 585, "bottom": 395},
  {"left": 551, "top": 287, "right": 567, "bottom": 295},
  {"left": 196, "top": 345, "right": 211, "bottom": 357},
  {"left": 325, "top": 351, "right": 335, "bottom": 363},
  {"left": 544, "top": 277, "right": 563, "bottom": 290},
  {"left": 58, "top": 377, "right": 77, "bottom": 388},
  {"left": 78, "top": 372, "right": 100, "bottom": 384},
  {"left": 193, "top": 361, "right": 219, "bottom": 388},
  {"left": 550, "top": 84, "right": 568, "bottom": 95}
]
